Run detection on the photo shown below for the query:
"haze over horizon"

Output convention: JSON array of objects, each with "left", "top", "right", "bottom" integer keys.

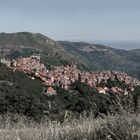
[{"left": 0, "top": 0, "right": 140, "bottom": 49}]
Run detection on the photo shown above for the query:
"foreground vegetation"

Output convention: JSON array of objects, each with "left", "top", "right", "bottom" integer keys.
[
  {"left": 0, "top": 112, "right": 139, "bottom": 140},
  {"left": 0, "top": 63, "right": 140, "bottom": 139},
  {"left": 0, "top": 63, "right": 140, "bottom": 121}
]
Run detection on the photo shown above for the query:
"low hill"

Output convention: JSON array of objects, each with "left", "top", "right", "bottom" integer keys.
[
  {"left": 58, "top": 41, "right": 140, "bottom": 79},
  {"left": 0, "top": 32, "right": 86, "bottom": 69},
  {"left": 130, "top": 49, "right": 140, "bottom": 56}
]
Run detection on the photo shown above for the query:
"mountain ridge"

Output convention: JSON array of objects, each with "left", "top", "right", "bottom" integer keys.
[
  {"left": 58, "top": 41, "right": 140, "bottom": 79},
  {"left": 0, "top": 32, "right": 87, "bottom": 69},
  {"left": 0, "top": 32, "right": 139, "bottom": 79}
]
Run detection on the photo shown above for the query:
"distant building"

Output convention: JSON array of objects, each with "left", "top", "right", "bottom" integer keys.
[
  {"left": 46, "top": 87, "right": 56, "bottom": 95},
  {"left": 1, "top": 59, "right": 11, "bottom": 67},
  {"left": 30, "top": 55, "right": 40, "bottom": 61}
]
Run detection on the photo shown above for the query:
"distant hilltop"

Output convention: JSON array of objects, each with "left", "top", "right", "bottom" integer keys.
[{"left": 0, "top": 32, "right": 140, "bottom": 79}]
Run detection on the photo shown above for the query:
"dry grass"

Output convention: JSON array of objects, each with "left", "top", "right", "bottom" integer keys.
[{"left": 0, "top": 113, "right": 139, "bottom": 140}]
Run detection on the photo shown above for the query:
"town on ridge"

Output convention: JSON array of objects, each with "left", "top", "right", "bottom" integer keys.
[{"left": 1, "top": 55, "right": 140, "bottom": 95}]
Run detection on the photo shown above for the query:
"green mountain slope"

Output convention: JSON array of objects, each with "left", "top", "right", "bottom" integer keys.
[
  {"left": 0, "top": 32, "right": 85, "bottom": 69},
  {"left": 58, "top": 41, "right": 140, "bottom": 79}
]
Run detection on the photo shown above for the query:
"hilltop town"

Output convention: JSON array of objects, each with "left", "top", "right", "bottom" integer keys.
[{"left": 1, "top": 55, "right": 140, "bottom": 95}]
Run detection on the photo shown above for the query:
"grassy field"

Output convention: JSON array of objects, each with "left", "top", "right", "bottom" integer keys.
[{"left": 0, "top": 113, "right": 139, "bottom": 140}]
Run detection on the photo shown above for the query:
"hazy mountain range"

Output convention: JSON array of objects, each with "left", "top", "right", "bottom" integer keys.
[
  {"left": 0, "top": 32, "right": 140, "bottom": 79},
  {"left": 86, "top": 40, "right": 140, "bottom": 50}
]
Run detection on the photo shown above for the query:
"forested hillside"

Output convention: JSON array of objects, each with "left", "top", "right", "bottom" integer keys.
[{"left": 58, "top": 41, "right": 140, "bottom": 79}]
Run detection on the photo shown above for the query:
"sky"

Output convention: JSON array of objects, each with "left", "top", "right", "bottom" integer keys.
[{"left": 0, "top": 0, "right": 140, "bottom": 44}]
